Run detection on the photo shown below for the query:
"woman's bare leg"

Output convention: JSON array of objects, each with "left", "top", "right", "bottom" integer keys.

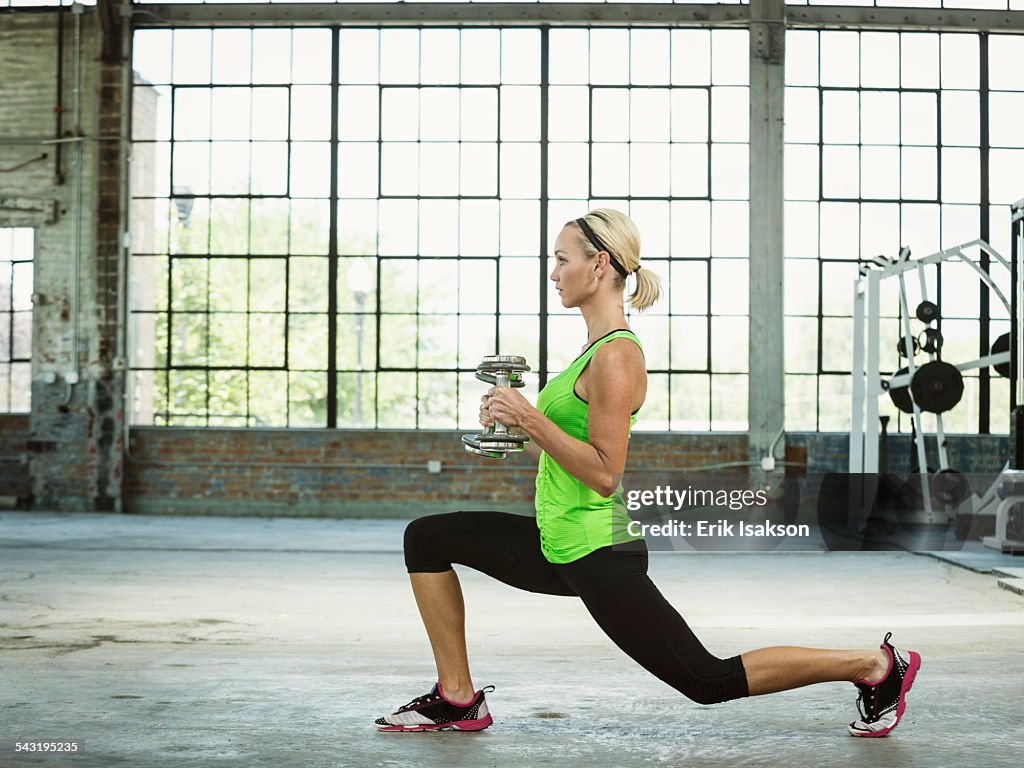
[
  {"left": 409, "top": 570, "right": 476, "bottom": 704},
  {"left": 741, "top": 646, "right": 890, "bottom": 696}
]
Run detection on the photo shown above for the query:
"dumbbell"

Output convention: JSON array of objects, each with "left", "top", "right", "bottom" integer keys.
[{"left": 462, "top": 355, "right": 531, "bottom": 459}]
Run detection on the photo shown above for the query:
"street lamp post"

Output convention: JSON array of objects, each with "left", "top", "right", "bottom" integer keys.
[{"left": 349, "top": 259, "right": 372, "bottom": 426}]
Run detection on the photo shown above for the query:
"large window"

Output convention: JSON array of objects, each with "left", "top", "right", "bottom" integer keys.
[
  {"left": 129, "top": 26, "right": 750, "bottom": 430},
  {"left": 0, "top": 228, "right": 33, "bottom": 414},
  {"left": 127, "top": 10, "right": 1024, "bottom": 435},
  {"left": 783, "top": 30, "right": 1024, "bottom": 434}
]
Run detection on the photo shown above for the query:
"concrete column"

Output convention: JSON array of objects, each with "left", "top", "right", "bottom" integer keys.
[{"left": 748, "top": 0, "right": 786, "bottom": 470}]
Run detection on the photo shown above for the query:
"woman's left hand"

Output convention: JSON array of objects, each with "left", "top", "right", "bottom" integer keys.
[{"left": 486, "top": 385, "right": 535, "bottom": 431}]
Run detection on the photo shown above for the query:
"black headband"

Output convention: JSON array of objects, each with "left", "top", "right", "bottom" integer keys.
[{"left": 575, "top": 217, "right": 631, "bottom": 278}]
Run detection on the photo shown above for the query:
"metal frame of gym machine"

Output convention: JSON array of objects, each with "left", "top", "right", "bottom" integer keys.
[{"left": 849, "top": 238, "right": 1012, "bottom": 525}]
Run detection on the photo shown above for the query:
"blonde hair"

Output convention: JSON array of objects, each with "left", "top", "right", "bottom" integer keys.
[{"left": 569, "top": 208, "right": 662, "bottom": 312}]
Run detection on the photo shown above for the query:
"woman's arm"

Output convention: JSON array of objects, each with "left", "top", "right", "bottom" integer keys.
[
  {"left": 491, "top": 339, "right": 642, "bottom": 497},
  {"left": 522, "top": 439, "right": 542, "bottom": 462}
]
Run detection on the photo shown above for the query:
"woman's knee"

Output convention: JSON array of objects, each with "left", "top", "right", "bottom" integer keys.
[
  {"left": 666, "top": 645, "right": 750, "bottom": 705},
  {"left": 403, "top": 513, "right": 458, "bottom": 573},
  {"left": 679, "top": 671, "right": 743, "bottom": 705}
]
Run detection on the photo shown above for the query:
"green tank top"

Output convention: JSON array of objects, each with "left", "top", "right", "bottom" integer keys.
[{"left": 534, "top": 329, "right": 645, "bottom": 564}]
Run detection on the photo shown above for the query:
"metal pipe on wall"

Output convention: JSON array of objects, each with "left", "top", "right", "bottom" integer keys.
[
  {"left": 64, "top": 1, "right": 85, "bottom": 404},
  {"left": 115, "top": 1, "right": 135, "bottom": 513},
  {"left": 54, "top": 1, "right": 66, "bottom": 185}
]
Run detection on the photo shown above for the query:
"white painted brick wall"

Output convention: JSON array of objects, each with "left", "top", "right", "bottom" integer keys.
[{"left": 0, "top": 9, "right": 103, "bottom": 380}]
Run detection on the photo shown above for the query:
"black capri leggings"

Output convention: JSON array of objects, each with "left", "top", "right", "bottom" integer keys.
[{"left": 404, "top": 510, "right": 749, "bottom": 706}]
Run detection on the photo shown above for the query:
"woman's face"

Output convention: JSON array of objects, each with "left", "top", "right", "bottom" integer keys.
[{"left": 550, "top": 225, "right": 597, "bottom": 308}]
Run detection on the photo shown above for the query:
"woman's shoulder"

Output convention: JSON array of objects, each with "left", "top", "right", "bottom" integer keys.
[{"left": 591, "top": 334, "right": 645, "bottom": 369}]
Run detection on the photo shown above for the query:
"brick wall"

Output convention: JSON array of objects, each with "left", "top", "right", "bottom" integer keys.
[
  {"left": 123, "top": 427, "right": 1014, "bottom": 518},
  {"left": 123, "top": 427, "right": 752, "bottom": 517},
  {"left": 0, "top": 414, "right": 29, "bottom": 498}
]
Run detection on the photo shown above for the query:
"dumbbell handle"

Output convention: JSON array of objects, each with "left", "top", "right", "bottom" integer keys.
[{"left": 491, "top": 370, "right": 510, "bottom": 436}]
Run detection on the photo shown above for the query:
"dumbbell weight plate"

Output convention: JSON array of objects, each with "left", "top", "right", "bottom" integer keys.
[
  {"left": 463, "top": 442, "right": 507, "bottom": 459},
  {"left": 462, "top": 433, "right": 527, "bottom": 456},
  {"left": 462, "top": 434, "right": 528, "bottom": 450},
  {"left": 476, "top": 434, "right": 529, "bottom": 447},
  {"left": 478, "top": 355, "right": 531, "bottom": 374},
  {"left": 475, "top": 371, "right": 526, "bottom": 387}
]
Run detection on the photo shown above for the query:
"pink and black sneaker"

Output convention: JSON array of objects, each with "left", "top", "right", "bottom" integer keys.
[
  {"left": 374, "top": 682, "right": 495, "bottom": 732},
  {"left": 848, "top": 632, "right": 921, "bottom": 737}
]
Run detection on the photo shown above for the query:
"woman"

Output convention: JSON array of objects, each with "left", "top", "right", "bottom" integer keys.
[{"left": 374, "top": 209, "right": 920, "bottom": 737}]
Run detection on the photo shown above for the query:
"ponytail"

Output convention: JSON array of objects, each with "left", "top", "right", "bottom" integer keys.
[{"left": 629, "top": 267, "right": 662, "bottom": 312}]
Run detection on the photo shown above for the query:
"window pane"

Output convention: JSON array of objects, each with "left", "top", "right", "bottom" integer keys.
[
  {"left": 631, "top": 29, "right": 670, "bottom": 86},
  {"left": 819, "top": 376, "right": 851, "bottom": 431},
  {"left": 288, "top": 314, "right": 328, "bottom": 370},
  {"left": 861, "top": 91, "right": 899, "bottom": 145},
  {"left": 380, "top": 315, "right": 417, "bottom": 368},
  {"left": 337, "top": 372, "right": 376, "bottom": 428},
  {"left": 670, "top": 373, "right": 709, "bottom": 431},
  {"left": 901, "top": 93, "right": 937, "bottom": 146},
  {"left": 671, "top": 317, "right": 707, "bottom": 370},
  {"left": 711, "top": 317, "right": 748, "bottom": 373},
  {"left": 785, "top": 375, "right": 817, "bottom": 431},
  {"left": 288, "top": 371, "right": 327, "bottom": 427},
  {"left": 419, "top": 372, "right": 458, "bottom": 428},
  {"left": 785, "top": 88, "right": 818, "bottom": 144},
  {"left": 861, "top": 32, "right": 899, "bottom": 89},
  {"left": 288, "top": 257, "right": 328, "bottom": 313},
  {"left": 711, "top": 374, "right": 747, "bottom": 431},
  {"left": 823, "top": 91, "right": 859, "bottom": 145},
  {"left": 901, "top": 34, "right": 939, "bottom": 90},
  {"left": 377, "top": 372, "right": 416, "bottom": 428},
  {"left": 821, "top": 32, "right": 859, "bottom": 88},
  {"left": 248, "top": 314, "right": 285, "bottom": 368}
]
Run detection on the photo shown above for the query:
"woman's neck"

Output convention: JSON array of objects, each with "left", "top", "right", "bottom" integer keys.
[{"left": 581, "top": 301, "right": 628, "bottom": 345}]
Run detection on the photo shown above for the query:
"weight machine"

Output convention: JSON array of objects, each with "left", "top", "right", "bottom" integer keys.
[
  {"left": 849, "top": 197, "right": 1024, "bottom": 551},
  {"left": 849, "top": 239, "right": 1011, "bottom": 525}
]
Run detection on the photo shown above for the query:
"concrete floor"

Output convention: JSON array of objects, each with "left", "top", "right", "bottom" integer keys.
[{"left": 1, "top": 512, "right": 1023, "bottom": 768}]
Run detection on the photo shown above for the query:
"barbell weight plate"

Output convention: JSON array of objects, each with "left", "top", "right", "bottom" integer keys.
[
  {"left": 910, "top": 360, "right": 964, "bottom": 414},
  {"left": 897, "top": 336, "right": 920, "bottom": 358},
  {"left": 918, "top": 327, "right": 943, "bottom": 355},
  {"left": 992, "top": 332, "right": 1011, "bottom": 378},
  {"left": 931, "top": 469, "right": 970, "bottom": 507},
  {"left": 888, "top": 367, "right": 914, "bottom": 414},
  {"left": 915, "top": 300, "right": 940, "bottom": 324}
]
